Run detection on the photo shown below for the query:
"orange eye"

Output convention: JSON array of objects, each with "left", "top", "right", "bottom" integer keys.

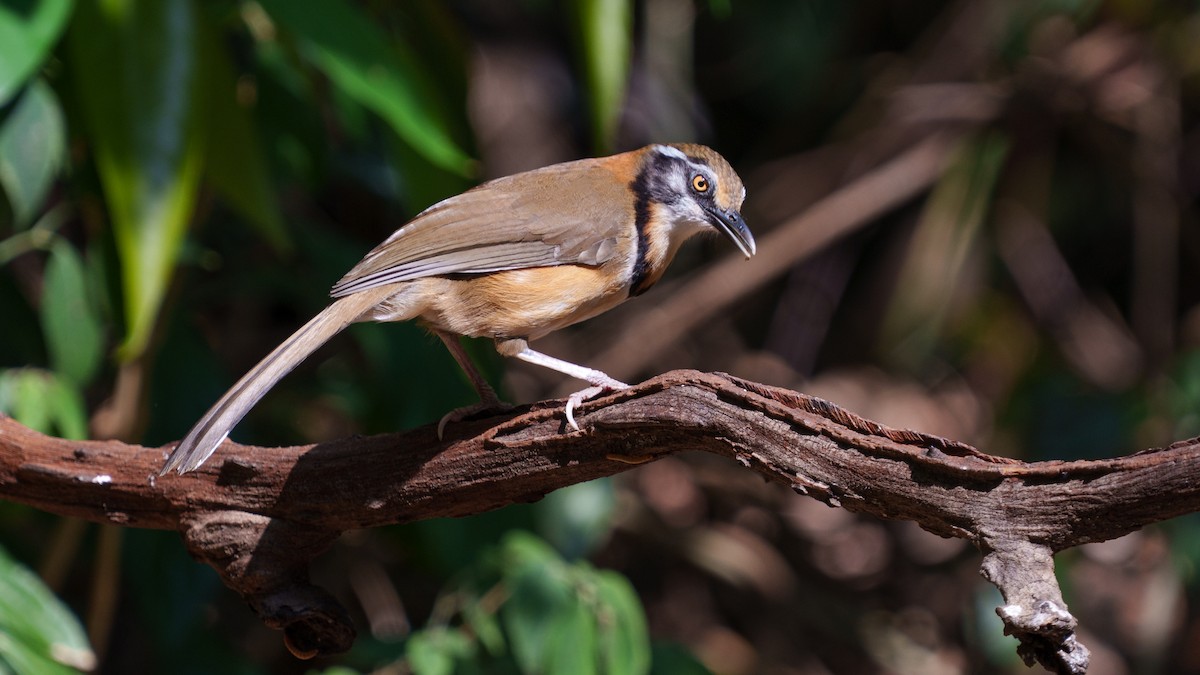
[{"left": 692, "top": 175, "right": 709, "bottom": 193}]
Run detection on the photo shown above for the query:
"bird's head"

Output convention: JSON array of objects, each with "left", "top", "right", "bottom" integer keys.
[{"left": 637, "top": 143, "right": 755, "bottom": 259}]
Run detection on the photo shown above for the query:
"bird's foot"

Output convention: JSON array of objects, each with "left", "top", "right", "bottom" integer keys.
[
  {"left": 565, "top": 377, "right": 629, "bottom": 430},
  {"left": 437, "top": 399, "right": 513, "bottom": 439}
]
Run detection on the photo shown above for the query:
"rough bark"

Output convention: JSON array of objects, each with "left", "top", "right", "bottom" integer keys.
[{"left": 2, "top": 370, "right": 1197, "bottom": 672}]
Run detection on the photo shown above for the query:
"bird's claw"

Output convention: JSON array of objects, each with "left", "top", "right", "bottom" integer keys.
[
  {"left": 565, "top": 379, "right": 629, "bottom": 430},
  {"left": 438, "top": 377, "right": 629, "bottom": 438},
  {"left": 437, "top": 400, "right": 512, "bottom": 439}
]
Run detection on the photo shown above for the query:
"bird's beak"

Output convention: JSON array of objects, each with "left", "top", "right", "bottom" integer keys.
[{"left": 708, "top": 207, "right": 756, "bottom": 259}]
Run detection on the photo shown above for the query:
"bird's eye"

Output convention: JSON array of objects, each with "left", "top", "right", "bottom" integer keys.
[{"left": 691, "top": 175, "right": 709, "bottom": 193}]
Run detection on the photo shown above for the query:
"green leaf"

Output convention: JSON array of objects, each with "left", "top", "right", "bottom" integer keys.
[
  {"left": 407, "top": 631, "right": 454, "bottom": 675},
  {"left": 576, "top": 0, "right": 631, "bottom": 151},
  {"left": 200, "top": 19, "right": 288, "bottom": 252},
  {"left": 594, "top": 572, "right": 650, "bottom": 675},
  {"left": 501, "top": 534, "right": 574, "bottom": 673},
  {"left": 0, "top": 369, "right": 88, "bottom": 439},
  {"left": 0, "top": 79, "right": 66, "bottom": 226},
  {"left": 256, "top": 0, "right": 472, "bottom": 175},
  {"left": 0, "top": 544, "right": 94, "bottom": 674},
  {"left": 503, "top": 530, "right": 561, "bottom": 567},
  {"left": 500, "top": 532, "right": 605, "bottom": 675},
  {"left": 40, "top": 240, "right": 104, "bottom": 386},
  {"left": 464, "top": 599, "right": 506, "bottom": 657},
  {"left": 406, "top": 627, "right": 474, "bottom": 675},
  {"left": 0, "top": 370, "right": 45, "bottom": 432},
  {"left": 546, "top": 597, "right": 598, "bottom": 675},
  {"left": 405, "top": 532, "right": 653, "bottom": 675},
  {"left": 0, "top": 368, "right": 87, "bottom": 439},
  {"left": 0, "top": 0, "right": 74, "bottom": 106},
  {"left": 67, "top": 0, "right": 207, "bottom": 361}
]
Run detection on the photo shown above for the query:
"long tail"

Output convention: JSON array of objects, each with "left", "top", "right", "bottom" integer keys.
[{"left": 160, "top": 286, "right": 397, "bottom": 475}]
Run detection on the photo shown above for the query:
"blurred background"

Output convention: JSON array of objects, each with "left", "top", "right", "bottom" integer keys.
[{"left": 1, "top": 0, "right": 1199, "bottom": 673}]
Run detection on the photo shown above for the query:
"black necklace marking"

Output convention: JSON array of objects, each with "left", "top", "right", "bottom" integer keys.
[
  {"left": 627, "top": 149, "right": 722, "bottom": 297},
  {"left": 628, "top": 173, "right": 653, "bottom": 297},
  {"left": 628, "top": 151, "right": 688, "bottom": 297}
]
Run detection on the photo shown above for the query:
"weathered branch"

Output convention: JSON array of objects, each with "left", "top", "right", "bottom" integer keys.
[{"left": 2, "top": 370, "right": 1198, "bottom": 672}]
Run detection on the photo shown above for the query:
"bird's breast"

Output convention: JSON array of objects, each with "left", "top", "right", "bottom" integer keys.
[{"left": 415, "top": 258, "right": 636, "bottom": 341}]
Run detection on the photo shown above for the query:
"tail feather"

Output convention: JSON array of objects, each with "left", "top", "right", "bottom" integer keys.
[{"left": 161, "top": 287, "right": 395, "bottom": 475}]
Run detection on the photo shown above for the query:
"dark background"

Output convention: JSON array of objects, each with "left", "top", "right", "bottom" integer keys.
[{"left": 1, "top": 0, "right": 1198, "bottom": 673}]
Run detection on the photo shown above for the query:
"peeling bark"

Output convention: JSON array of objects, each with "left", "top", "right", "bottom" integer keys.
[{"left": 1, "top": 370, "right": 1197, "bottom": 673}]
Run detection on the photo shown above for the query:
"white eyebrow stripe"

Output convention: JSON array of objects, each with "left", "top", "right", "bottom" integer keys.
[{"left": 652, "top": 145, "right": 688, "bottom": 161}]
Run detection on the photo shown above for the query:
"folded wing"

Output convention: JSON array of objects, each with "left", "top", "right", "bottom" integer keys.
[{"left": 331, "top": 159, "right": 632, "bottom": 297}]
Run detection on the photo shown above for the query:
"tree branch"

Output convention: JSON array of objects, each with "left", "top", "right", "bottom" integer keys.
[{"left": 2, "top": 370, "right": 1198, "bottom": 671}]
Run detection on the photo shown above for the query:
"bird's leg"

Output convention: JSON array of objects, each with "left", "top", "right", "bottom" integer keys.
[
  {"left": 435, "top": 330, "right": 510, "bottom": 438},
  {"left": 437, "top": 330, "right": 501, "bottom": 403},
  {"left": 496, "top": 338, "right": 629, "bottom": 430}
]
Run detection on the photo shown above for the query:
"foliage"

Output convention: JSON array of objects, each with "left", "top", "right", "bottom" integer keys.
[
  {"left": 0, "top": 0, "right": 1199, "bottom": 673},
  {"left": 0, "top": 544, "right": 93, "bottom": 674},
  {"left": 389, "top": 532, "right": 650, "bottom": 675}
]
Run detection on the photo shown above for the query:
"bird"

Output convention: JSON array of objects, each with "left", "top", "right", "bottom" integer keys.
[{"left": 160, "top": 143, "right": 754, "bottom": 475}]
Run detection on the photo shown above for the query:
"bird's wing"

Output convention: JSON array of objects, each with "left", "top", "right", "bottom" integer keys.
[{"left": 330, "top": 158, "right": 634, "bottom": 297}]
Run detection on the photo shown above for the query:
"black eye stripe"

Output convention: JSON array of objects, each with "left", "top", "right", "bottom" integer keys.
[{"left": 637, "top": 151, "right": 724, "bottom": 209}]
